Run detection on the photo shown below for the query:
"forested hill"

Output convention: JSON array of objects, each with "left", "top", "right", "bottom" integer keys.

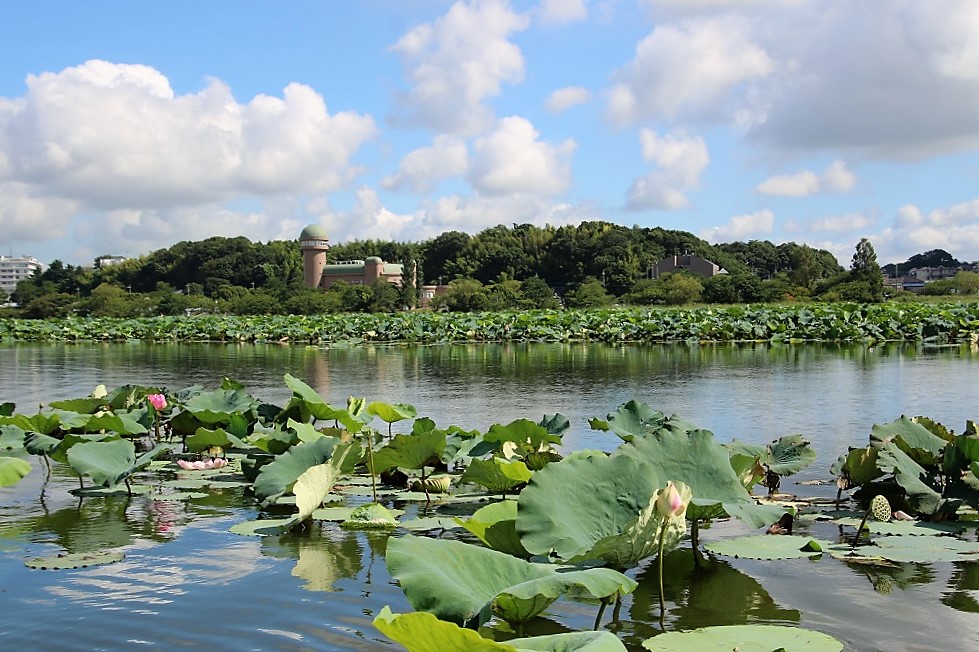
[{"left": 19, "top": 221, "right": 842, "bottom": 299}]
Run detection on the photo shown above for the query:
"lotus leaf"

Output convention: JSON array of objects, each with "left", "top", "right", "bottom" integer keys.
[
  {"left": 373, "top": 607, "right": 628, "bottom": 652},
  {"left": 367, "top": 401, "right": 417, "bottom": 424},
  {"left": 252, "top": 436, "right": 344, "bottom": 506},
  {"left": 409, "top": 474, "right": 453, "bottom": 493},
  {"left": 615, "top": 428, "right": 786, "bottom": 528},
  {"left": 26, "top": 551, "right": 126, "bottom": 570},
  {"left": 538, "top": 413, "right": 570, "bottom": 437},
  {"left": 871, "top": 416, "right": 948, "bottom": 466},
  {"left": 828, "top": 537, "right": 979, "bottom": 563},
  {"left": 831, "top": 446, "right": 883, "bottom": 485},
  {"left": 471, "top": 419, "right": 561, "bottom": 458},
  {"left": 185, "top": 426, "right": 246, "bottom": 453},
  {"left": 371, "top": 428, "right": 446, "bottom": 474},
  {"left": 456, "top": 499, "right": 529, "bottom": 558},
  {"left": 585, "top": 482, "right": 691, "bottom": 569},
  {"left": 599, "top": 400, "right": 668, "bottom": 441},
  {"left": 518, "top": 451, "right": 657, "bottom": 561},
  {"left": 1, "top": 412, "right": 62, "bottom": 436},
  {"left": 642, "top": 624, "right": 843, "bottom": 652},
  {"left": 229, "top": 517, "right": 298, "bottom": 536},
  {"left": 0, "top": 425, "right": 26, "bottom": 450},
  {"left": 66, "top": 439, "right": 169, "bottom": 488},
  {"left": 182, "top": 387, "right": 258, "bottom": 425},
  {"left": 875, "top": 442, "right": 949, "bottom": 516},
  {"left": 704, "top": 535, "right": 831, "bottom": 560},
  {"left": 830, "top": 516, "right": 965, "bottom": 536},
  {"left": 294, "top": 443, "right": 360, "bottom": 521},
  {"left": 461, "top": 457, "right": 532, "bottom": 496},
  {"left": 398, "top": 516, "right": 460, "bottom": 531},
  {"left": 0, "top": 401, "right": 13, "bottom": 416},
  {"left": 48, "top": 397, "right": 110, "bottom": 414},
  {"left": 79, "top": 412, "right": 148, "bottom": 436},
  {"left": 0, "top": 456, "right": 31, "bottom": 487},
  {"left": 282, "top": 374, "right": 364, "bottom": 431},
  {"left": 728, "top": 434, "right": 816, "bottom": 477},
  {"left": 385, "top": 534, "right": 637, "bottom": 627},
  {"left": 341, "top": 502, "right": 398, "bottom": 529}
]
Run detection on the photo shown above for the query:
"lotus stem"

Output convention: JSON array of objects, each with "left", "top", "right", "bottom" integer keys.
[
  {"left": 366, "top": 433, "right": 378, "bottom": 503},
  {"left": 658, "top": 519, "right": 667, "bottom": 623},
  {"left": 420, "top": 468, "right": 431, "bottom": 504},
  {"left": 691, "top": 519, "right": 703, "bottom": 567},
  {"left": 593, "top": 595, "right": 610, "bottom": 630},
  {"left": 611, "top": 592, "right": 623, "bottom": 627},
  {"left": 851, "top": 505, "right": 872, "bottom": 549}
]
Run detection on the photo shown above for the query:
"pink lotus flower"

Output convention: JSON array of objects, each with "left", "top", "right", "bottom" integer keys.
[
  {"left": 655, "top": 482, "right": 687, "bottom": 518},
  {"left": 148, "top": 394, "right": 167, "bottom": 410}
]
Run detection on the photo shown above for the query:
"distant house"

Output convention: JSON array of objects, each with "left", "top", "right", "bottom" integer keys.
[
  {"left": 648, "top": 254, "right": 727, "bottom": 280},
  {"left": 0, "top": 255, "right": 44, "bottom": 295}
]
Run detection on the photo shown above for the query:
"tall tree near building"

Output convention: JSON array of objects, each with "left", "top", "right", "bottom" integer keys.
[{"left": 850, "top": 238, "right": 883, "bottom": 302}]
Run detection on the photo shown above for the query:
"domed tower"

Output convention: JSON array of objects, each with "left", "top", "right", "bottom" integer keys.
[{"left": 299, "top": 224, "right": 330, "bottom": 289}]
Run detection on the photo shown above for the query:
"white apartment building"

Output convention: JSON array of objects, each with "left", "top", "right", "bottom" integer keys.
[{"left": 0, "top": 255, "right": 45, "bottom": 296}]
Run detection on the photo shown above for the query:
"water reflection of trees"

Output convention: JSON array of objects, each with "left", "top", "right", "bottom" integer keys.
[{"left": 942, "top": 563, "right": 979, "bottom": 613}]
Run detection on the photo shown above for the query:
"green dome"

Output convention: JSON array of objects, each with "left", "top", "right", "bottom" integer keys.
[
  {"left": 365, "top": 256, "right": 382, "bottom": 263},
  {"left": 299, "top": 224, "right": 329, "bottom": 241}
]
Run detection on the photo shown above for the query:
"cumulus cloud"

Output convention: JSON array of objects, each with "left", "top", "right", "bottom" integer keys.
[
  {"left": 757, "top": 159, "right": 855, "bottom": 196},
  {"left": 468, "top": 116, "right": 576, "bottom": 196},
  {"left": 544, "top": 86, "right": 591, "bottom": 113},
  {"left": 626, "top": 129, "right": 709, "bottom": 210},
  {"left": 0, "top": 59, "right": 376, "bottom": 211},
  {"left": 744, "top": 1, "right": 979, "bottom": 157},
  {"left": 784, "top": 212, "right": 875, "bottom": 234},
  {"left": 389, "top": 0, "right": 529, "bottom": 135},
  {"left": 536, "top": 0, "right": 588, "bottom": 25},
  {"left": 872, "top": 199, "right": 979, "bottom": 262},
  {"left": 700, "top": 209, "right": 774, "bottom": 243},
  {"left": 607, "top": 15, "right": 775, "bottom": 125},
  {"left": 381, "top": 135, "right": 468, "bottom": 193}
]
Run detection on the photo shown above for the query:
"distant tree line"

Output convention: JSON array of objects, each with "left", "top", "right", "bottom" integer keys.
[{"left": 3, "top": 222, "right": 974, "bottom": 318}]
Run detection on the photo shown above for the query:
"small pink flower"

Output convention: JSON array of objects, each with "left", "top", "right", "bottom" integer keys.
[
  {"left": 147, "top": 394, "right": 167, "bottom": 410},
  {"left": 655, "top": 482, "right": 687, "bottom": 518}
]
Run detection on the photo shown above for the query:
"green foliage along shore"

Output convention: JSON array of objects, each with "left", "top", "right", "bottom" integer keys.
[{"left": 1, "top": 303, "right": 977, "bottom": 344}]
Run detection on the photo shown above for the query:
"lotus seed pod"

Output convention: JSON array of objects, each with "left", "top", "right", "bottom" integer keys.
[{"left": 870, "top": 494, "right": 892, "bottom": 522}]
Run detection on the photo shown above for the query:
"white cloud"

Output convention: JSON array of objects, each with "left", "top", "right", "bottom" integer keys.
[
  {"left": 626, "top": 129, "right": 709, "bottom": 210},
  {"left": 700, "top": 209, "right": 774, "bottom": 242},
  {"left": 544, "top": 86, "right": 591, "bottom": 113},
  {"left": 468, "top": 116, "right": 576, "bottom": 196},
  {"left": 784, "top": 212, "right": 875, "bottom": 234},
  {"left": 757, "top": 160, "right": 855, "bottom": 196},
  {"left": 381, "top": 135, "right": 468, "bottom": 193},
  {"left": 0, "top": 60, "right": 376, "bottom": 211},
  {"left": 607, "top": 15, "right": 775, "bottom": 125},
  {"left": 536, "top": 0, "right": 588, "bottom": 25},
  {"left": 389, "top": 0, "right": 529, "bottom": 135}
]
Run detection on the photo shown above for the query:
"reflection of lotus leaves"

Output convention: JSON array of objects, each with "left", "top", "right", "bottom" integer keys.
[{"left": 631, "top": 549, "right": 801, "bottom": 629}]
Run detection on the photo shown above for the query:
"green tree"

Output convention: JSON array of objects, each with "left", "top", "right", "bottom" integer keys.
[
  {"left": 433, "top": 278, "right": 488, "bottom": 312},
  {"left": 953, "top": 270, "right": 979, "bottom": 296},
  {"left": 564, "top": 277, "right": 612, "bottom": 308},
  {"left": 368, "top": 280, "right": 401, "bottom": 312},
  {"left": 849, "top": 238, "right": 883, "bottom": 302},
  {"left": 519, "top": 276, "right": 560, "bottom": 309}
]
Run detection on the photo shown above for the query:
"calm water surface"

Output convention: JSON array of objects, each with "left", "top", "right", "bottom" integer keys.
[{"left": 0, "top": 341, "right": 977, "bottom": 651}]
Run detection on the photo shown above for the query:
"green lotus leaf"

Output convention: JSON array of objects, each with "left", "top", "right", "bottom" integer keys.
[
  {"left": 642, "top": 625, "right": 843, "bottom": 652},
  {"left": 944, "top": 433, "right": 979, "bottom": 477},
  {"left": 294, "top": 443, "right": 360, "bottom": 521},
  {"left": 341, "top": 502, "right": 398, "bottom": 529},
  {"left": 182, "top": 387, "right": 258, "bottom": 425},
  {"left": 538, "top": 413, "right": 570, "bottom": 437},
  {"left": 367, "top": 401, "right": 417, "bottom": 424},
  {"left": 185, "top": 426, "right": 247, "bottom": 453},
  {"left": 373, "top": 607, "right": 628, "bottom": 652},
  {"left": 48, "top": 397, "right": 110, "bottom": 414},
  {"left": 26, "top": 550, "right": 126, "bottom": 570},
  {"left": 386, "top": 534, "right": 637, "bottom": 628},
  {"left": 585, "top": 483, "right": 691, "bottom": 569},
  {"left": 311, "top": 506, "right": 356, "bottom": 521},
  {"left": 252, "top": 436, "right": 343, "bottom": 506},
  {"left": 871, "top": 416, "right": 948, "bottom": 466},
  {"left": 875, "top": 442, "right": 947, "bottom": 515},
  {"left": 0, "top": 401, "right": 13, "bottom": 417},
  {"left": 283, "top": 374, "right": 363, "bottom": 431},
  {"left": 518, "top": 451, "right": 657, "bottom": 561},
  {"left": 455, "top": 499, "right": 529, "bottom": 558},
  {"left": 765, "top": 434, "right": 817, "bottom": 476},
  {"left": 602, "top": 400, "right": 669, "bottom": 441},
  {"left": 830, "top": 516, "right": 965, "bottom": 536},
  {"left": 615, "top": 428, "right": 786, "bottom": 528},
  {"left": 1, "top": 412, "right": 62, "bottom": 435},
  {"left": 78, "top": 412, "right": 148, "bottom": 436},
  {"left": 0, "top": 456, "right": 31, "bottom": 487},
  {"left": 398, "top": 516, "right": 460, "bottom": 531},
  {"left": 0, "top": 425, "right": 27, "bottom": 451},
  {"left": 471, "top": 419, "right": 562, "bottom": 458},
  {"left": 828, "top": 537, "right": 979, "bottom": 563},
  {"left": 247, "top": 424, "right": 299, "bottom": 454},
  {"left": 66, "top": 439, "right": 169, "bottom": 487},
  {"left": 461, "top": 457, "right": 532, "bottom": 495},
  {"left": 229, "top": 517, "right": 298, "bottom": 536},
  {"left": 833, "top": 446, "right": 883, "bottom": 485},
  {"left": 371, "top": 428, "right": 446, "bottom": 473},
  {"left": 704, "top": 535, "right": 831, "bottom": 560},
  {"left": 408, "top": 474, "right": 452, "bottom": 494},
  {"left": 373, "top": 606, "right": 517, "bottom": 652}
]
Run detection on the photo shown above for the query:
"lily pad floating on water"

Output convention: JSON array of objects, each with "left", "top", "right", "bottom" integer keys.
[
  {"left": 830, "top": 516, "right": 967, "bottom": 537},
  {"left": 705, "top": 535, "right": 832, "bottom": 560},
  {"left": 340, "top": 503, "right": 399, "bottom": 529},
  {"left": 828, "top": 537, "right": 979, "bottom": 563},
  {"left": 642, "top": 624, "right": 844, "bottom": 652},
  {"left": 26, "top": 550, "right": 126, "bottom": 570},
  {"left": 229, "top": 517, "right": 298, "bottom": 537}
]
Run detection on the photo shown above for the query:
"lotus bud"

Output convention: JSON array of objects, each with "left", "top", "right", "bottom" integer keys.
[
  {"left": 655, "top": 482, "right": 687, "bottom": 518},
  {"left": 147, "top": 394, "right": 167, "bottom": 410}
]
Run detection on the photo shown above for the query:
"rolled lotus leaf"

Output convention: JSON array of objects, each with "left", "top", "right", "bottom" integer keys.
[
  {"left": 408, "top": 474, "right": 452, "bottom": 494},
  {"left": 341, "top": 502, "right": 398, "bottom": 529}
]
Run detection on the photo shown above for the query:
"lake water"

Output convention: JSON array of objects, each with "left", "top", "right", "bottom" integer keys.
[{"left": 1, "top": 341, "right": 977, "bottom": 650}]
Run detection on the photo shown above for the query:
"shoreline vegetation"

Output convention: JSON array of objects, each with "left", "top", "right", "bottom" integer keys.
[{"left": 1, "top": 302, "right": 977, "bottom": 344}]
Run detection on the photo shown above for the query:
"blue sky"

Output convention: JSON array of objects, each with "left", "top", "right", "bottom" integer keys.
[{"left": 2, "top": 0, "right": 979, "bottom": 269}]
